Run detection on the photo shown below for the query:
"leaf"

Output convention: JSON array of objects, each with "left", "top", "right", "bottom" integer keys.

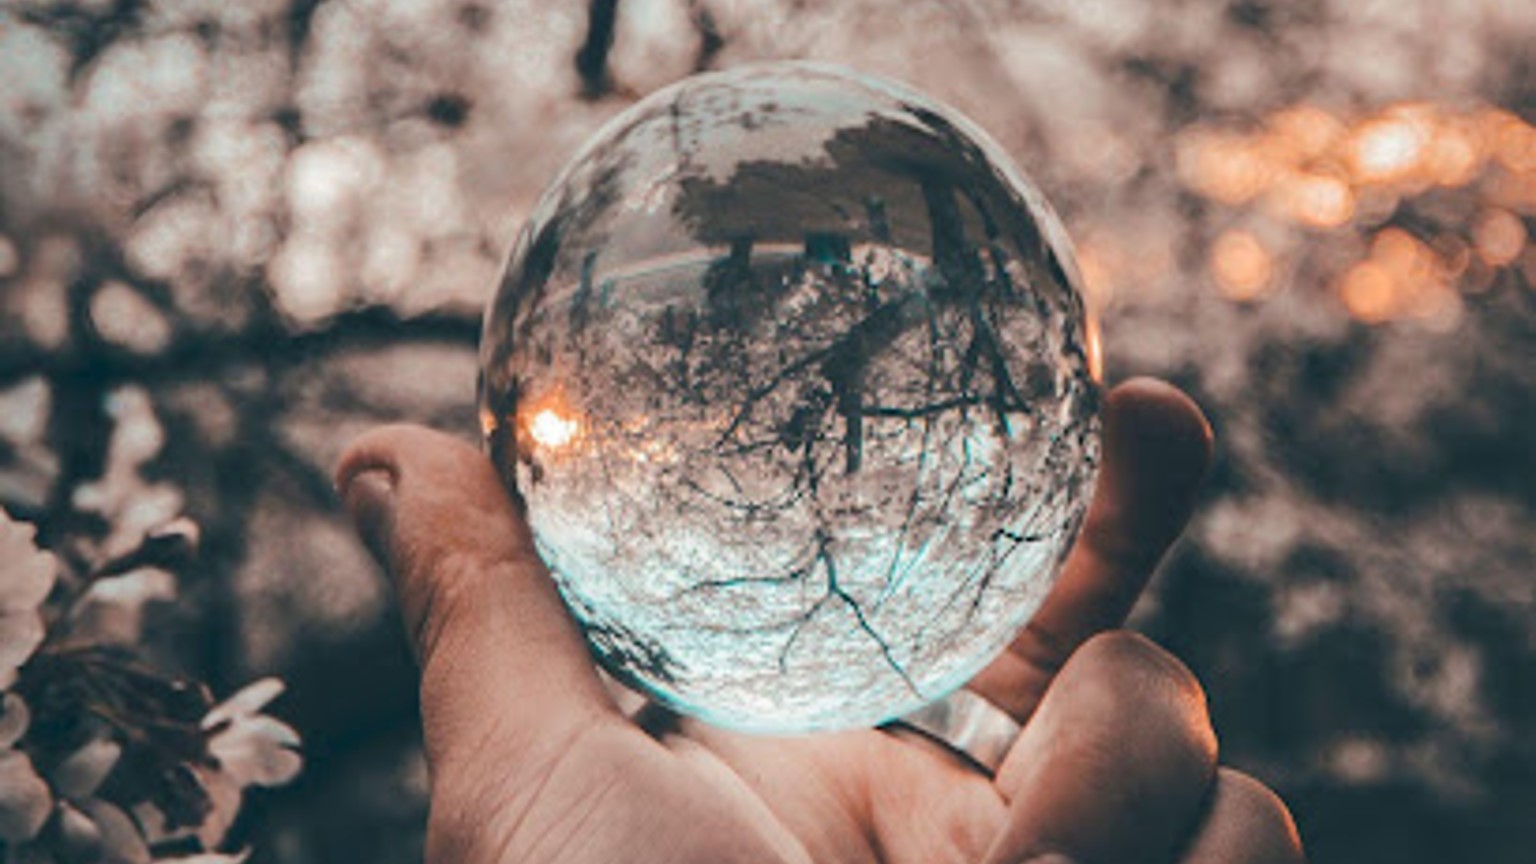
[
  {"left": 130, "top": 802, "right": 194, "bottom": 846},
  {"left": 142, "top": 764, "right": 211, "bottom": 835},
  {"left": 0, "top": 509, "right": 57, "bottom": 612},
  {"left": 200, "top": 679, "right": 284, "bottom": 731},
  {"left": 0, "top": 749, "right": 53, "bottom": 842}
]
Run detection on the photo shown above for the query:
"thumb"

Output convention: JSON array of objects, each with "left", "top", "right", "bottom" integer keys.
[{"left": 336, "top": 424, "right": 618, "bottom": 781}]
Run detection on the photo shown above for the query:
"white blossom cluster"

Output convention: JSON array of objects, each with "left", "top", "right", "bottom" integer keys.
[{"left": 0, "top": 508, "right": 302, "bottom": 864}]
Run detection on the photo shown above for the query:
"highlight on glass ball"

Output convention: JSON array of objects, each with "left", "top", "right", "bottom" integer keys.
[{"left": 479, "top": 62, "right": 1101, "bottom": 733}]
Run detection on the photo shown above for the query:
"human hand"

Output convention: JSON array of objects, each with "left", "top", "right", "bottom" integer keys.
[{"left": 336, "top": 378, "right": 1304, "bottom": 864}]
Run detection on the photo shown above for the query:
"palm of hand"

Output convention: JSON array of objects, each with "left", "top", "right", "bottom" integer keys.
[
  {"left": 447, "top": 711, "right": 1004, "bottom": 864},
  {"left": 339, "top": 381, "right": 1303, "bottom": 864}
]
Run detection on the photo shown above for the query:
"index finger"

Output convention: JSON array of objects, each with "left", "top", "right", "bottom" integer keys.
[{"left": 969, "top": 378, "right": 1214, "bottom": 722}]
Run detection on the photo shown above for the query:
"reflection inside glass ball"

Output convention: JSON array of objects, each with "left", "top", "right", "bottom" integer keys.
[{"left": 480, "top": 62, "right": 1100, "bottom": 732}]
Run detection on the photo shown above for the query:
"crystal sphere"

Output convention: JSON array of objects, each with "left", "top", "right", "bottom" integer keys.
[{"left": 480, "top": 62, "right": 1100, "bottom": 732}]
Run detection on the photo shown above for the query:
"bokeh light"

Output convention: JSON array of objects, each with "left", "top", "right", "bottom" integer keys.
[
  {"left": 2, "top": 1, "right": 1533, "bottom": 861},
  {"left": 1210, "top": 228, "right": 1275, "bottom": 300},
  {"left": 1180, "top": 98, "right": 1536, "bottom": 325}
]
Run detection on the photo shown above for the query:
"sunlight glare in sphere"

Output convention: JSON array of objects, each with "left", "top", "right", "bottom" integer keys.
[
  {"left": 480, "top": 63, "right": 1101, "bottom": 732},
  {"left": 529, "top": 408, "right": 580, "bottom": 450}
]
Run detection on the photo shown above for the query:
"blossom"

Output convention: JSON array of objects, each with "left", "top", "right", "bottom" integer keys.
[
  {"left": 0, "top": 698, "right": 156, "bottom": 863},
  {"left": 67, "top": 568, "right": 178, "bottom": 647},
  {"left": 203, "top": 678, "right": 302, "bottom": 787},
  {"left": 0, "top": 510, "right": 57, "bottom": 689},
  {"left": 45, "top": 738, "right": 156, "bottom": 864},
  {"left": 194, "top": 678, "right": 303, "bottom": 849},
  {"left": 0, "top": 693, "right": 51, "bottom": 844},
  {"left": 0, "top": 509, "right": 301, "bottom": 862}
]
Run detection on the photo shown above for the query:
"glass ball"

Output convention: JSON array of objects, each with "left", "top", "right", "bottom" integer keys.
[{"left": 480, "top": 62, "right": 1100, "bottom": 733}]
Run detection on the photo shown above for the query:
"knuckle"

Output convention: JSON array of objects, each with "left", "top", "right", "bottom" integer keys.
[
  {"left": 1211, "top": 768, "right": 1307, "bottom": 863},
  {"left": 1067, "top": 631, "right": 1217, "bottom": 771},
  {"left": 1076, "top": 630, "right": 1206, "bottom": 706}
]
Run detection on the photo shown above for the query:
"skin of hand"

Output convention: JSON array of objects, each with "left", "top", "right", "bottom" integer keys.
[{"left": 335, "top": 378, "right": 1306, "bottom": 864}]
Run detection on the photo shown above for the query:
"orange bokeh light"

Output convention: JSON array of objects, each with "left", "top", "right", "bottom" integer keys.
[
  {"left": 1338, "top": 260, "right": 1397, "bottom": 323},
  {"left": 1210, "top": 229, "right": 1274, "bottom": 300},
  {"left": 1348, "top": 116, "right": 1429, "bottom": 184},
  {"left": 1486, "top": 109, "right": 1536, "bottom": 174},
  {"left": 1371, "top": 227, "right": 1431, "bottom": 276},
  {"left": 1084, "top": 311, "right": 1104, "bottom": 384},
  {"left": 1180, "top": 101, "right": 1533, "bottom": 209},
  {"left": 1263, "top": 104, "right": 1346, "bottom": 163},
  {"left": 1473, "top": 208, "right": 1528, "bottom": 266},
  {"left": 1075, "top": 241, "right": 1117, "bottom": 311},
  {"left": 1174, "top": 100, "right": 1536, "bottom": 326},
  {"left": 1273, "top": 172, "right": 1355, "bottom": 227},
  {"left": 1423, "top": 122, "right": 1484, "bottom": 187},
  {"left": 1178, "top": 131, "right": 1274, "bottom": 205}
]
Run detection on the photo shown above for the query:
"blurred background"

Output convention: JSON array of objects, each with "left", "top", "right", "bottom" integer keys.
[{"left": 1, "top": 0, "right": 1533, "bottom": 862}]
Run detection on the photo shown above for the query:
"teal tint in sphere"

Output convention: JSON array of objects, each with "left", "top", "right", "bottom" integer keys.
[{"left": 480, "top": 63, "right": 1100, "bottom": 732}]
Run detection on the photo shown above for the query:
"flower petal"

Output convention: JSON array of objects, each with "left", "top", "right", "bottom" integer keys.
[
  {"left": 80, "top": 800, "right": 151, "bottom": 864},
  {"left": 0, "top": 611, "right": 45, "bottom": 676},
  {"left": 209, "top": 717, "right": 302, "bottom": 787},
  {"left": 57, "top": 801, "right": 105, "bottom": 862},
  {"left": 0, "top": 510, "right": 57, "bottom": 612},
  {"left": 0, "top": 750, "right": 53, "bottom": 842},
  {"left": 201, "top": 679, "right": 285, "bottom": 730},
  {"left": 68, "top": 568, "right": 178, "bottom": 646},
  {"left": 54, "top": 738, "right": 122, "bottom": 800},
  {"left": 0, "top": 693, "right": 29, "bottom": 747},
  {"left": 192, "top": 766, "right": 242, "bottom": 851}
]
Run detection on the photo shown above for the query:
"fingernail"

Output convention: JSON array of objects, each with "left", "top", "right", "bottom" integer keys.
[{"left": 340, "top": 468, "right": 395, "bottom": 564}]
